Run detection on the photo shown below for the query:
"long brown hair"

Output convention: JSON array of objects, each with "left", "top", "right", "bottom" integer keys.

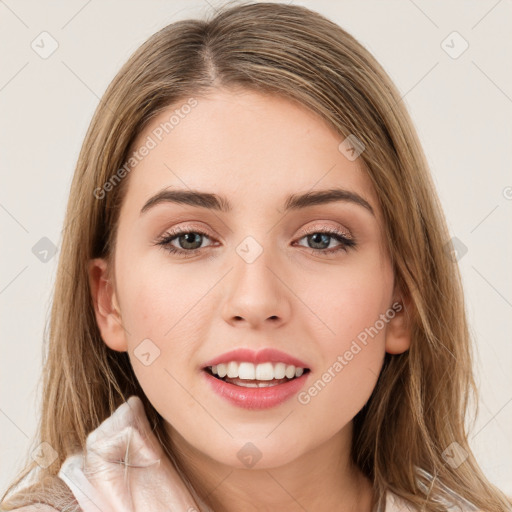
[{"left": 2, "top": 2, "right": 510, "bottom": 510}]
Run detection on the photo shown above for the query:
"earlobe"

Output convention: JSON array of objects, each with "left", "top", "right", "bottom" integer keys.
[
  {"left": 384, "top": 297, "right": 412, "bottom": 355},
  {"left": 88, "top": 258, "right": 128, "bottom": 352}
]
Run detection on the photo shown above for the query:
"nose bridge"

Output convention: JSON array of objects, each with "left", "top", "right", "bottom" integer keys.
[{"left": 221, "top": 232, "right": 291, "bottom": 326}]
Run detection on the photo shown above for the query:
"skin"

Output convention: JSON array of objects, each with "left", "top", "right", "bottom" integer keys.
[{"left": 89, "top": 88, "right": 411, "bottom": 511}]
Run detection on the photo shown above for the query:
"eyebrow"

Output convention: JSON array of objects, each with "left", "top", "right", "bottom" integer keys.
[{"left": 140, "top": 187, "right": 375, "bottom": 216}]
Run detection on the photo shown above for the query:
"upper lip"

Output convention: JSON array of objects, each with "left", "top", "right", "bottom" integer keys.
[{"left": 202, "top": 348, "right": 311, "bottom": 370}]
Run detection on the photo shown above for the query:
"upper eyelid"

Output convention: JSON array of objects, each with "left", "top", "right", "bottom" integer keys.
[
  {"left": 162, "top": 220, "right": 352, "bottom": 236},
  {"left": 163, "top": 226, "right": 350, "bottom": 238},
  {"left": 297, "top": 223, "right": 352, "bottom": 237},
  {"left": 164, "top": 223, "right": 217, "bottom": 237},
  {"left": 161, "top": 224, "right": 353, "bottom": 246}
]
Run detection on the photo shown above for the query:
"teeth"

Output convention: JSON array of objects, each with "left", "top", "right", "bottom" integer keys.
[
  {"left": 227, "top": 361, "right": 238, "bottom": 378},
  {"left": 216, "top": 363, "right": 227, "bottom": 378},
  {"left": 235, "top": 381, "right": 282, "bottom": 388},
  {"left": 255, "top": 362, "right": 274, "bottom": 380},
  {"left": 209, "top": 362, "right": 307, "bottom": 380},
  {"left": 274, "top": 362, "right": 286, "bottom": 379},
  {"left": 285, "top": 365, "right": 295, "bottom": 379},
  {"left": 238, "top": 362, "right": 256, "bottom": 380}
]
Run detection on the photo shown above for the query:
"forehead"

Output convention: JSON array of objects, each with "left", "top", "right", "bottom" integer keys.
[{"left": 122, "top": 88, "right": 379, "bottom": 217}]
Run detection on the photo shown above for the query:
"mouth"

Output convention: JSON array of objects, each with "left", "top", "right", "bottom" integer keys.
[
  {"left": 200, "top": 349, "right": 312, "bottom": 409},
  {"left": 202, "top": 363, "right": 311, "bottom": 409},
  {"left": 203, "top": 362, "right": 311, "bottom": 388}
]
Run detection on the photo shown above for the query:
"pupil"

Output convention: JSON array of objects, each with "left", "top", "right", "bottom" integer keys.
[
  {"left": 180, "top": 233, "right": 202, "bottom": 250},
  {"left": 309, "top": 233, "right": 329, "bottom": 249}
]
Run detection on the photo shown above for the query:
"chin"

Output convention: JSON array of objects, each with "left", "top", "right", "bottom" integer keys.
[{"left": 198, "top": 435, "right": 308, "bottom": 471}]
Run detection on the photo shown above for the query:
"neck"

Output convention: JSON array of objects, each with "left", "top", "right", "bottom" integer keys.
[{"left": 166, "top": 423, "right": 375, "bottom": 512}]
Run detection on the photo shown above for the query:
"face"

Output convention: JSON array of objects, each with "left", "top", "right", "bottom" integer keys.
[{"left": 90, "top": 88, "right": 410, "bottom": 470}]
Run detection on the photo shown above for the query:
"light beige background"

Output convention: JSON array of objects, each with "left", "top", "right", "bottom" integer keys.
[{"left": 1, "top": 0, "right": 511, "bottom": 497}]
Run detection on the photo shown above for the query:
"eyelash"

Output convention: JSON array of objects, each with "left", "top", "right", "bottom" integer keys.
[{"left": 154, "top": 226, "right": 356, "bottom": 259}]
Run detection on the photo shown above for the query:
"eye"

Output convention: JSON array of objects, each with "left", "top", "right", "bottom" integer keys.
[
  {"left": 294, "top": 227, "right": 356, "bottom": 255},
  {"left": 154, "top": 227, "right": 217, "bottom": 258},
  {"left": 154, "top": 225, "right": 356, "bottom": 259}
]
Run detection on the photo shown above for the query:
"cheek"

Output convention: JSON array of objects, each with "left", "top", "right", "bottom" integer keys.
[
  {"left": 117, "top": 255, "right": 209, "bottom": 341},
  {"left": 301, "top": 252, "right": 392, "bottom": 348},
  {"left": 332, "top": 278, "right": 390, "bottom": 349},
  {"left": 115, "top": 260, "right": 213, "bottom": 403},
  {"left": 297, "top": 289, "right": 387, "bottom": 441},
  {"left": 294, "top": 256, "right": 390, "bottom": 424},
  {"left": 119, "top": 275, "right": 206, "bottom": 421}
]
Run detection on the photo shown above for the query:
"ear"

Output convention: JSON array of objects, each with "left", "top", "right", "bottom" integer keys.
[
  {"left": 88, "top": 258, "right": 128, "bottom": 352},
  {"left": 384, "top": 291, "right": 412, "bottom": 355}
]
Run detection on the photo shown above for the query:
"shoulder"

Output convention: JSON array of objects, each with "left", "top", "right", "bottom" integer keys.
[
  {"left": 384, "top": 491, "right": 417, "bottom": 511},
  {"left": 1, "top": 472, "right": 79, "bottom": 512},
  {"left": 385, "top": 489, "right": 478, "bottom": 512},
  {"left": 8, "top": 506, "right": 60, "bottom": 512}
]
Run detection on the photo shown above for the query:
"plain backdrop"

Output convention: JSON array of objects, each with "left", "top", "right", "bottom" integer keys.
[{"left": 1, "top": 0, "right": 511, "bottom": 498}]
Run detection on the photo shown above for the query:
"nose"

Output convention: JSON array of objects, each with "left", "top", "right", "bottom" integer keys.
[{"left": 221, "top": 247, "right": 292, "bottom": 329}]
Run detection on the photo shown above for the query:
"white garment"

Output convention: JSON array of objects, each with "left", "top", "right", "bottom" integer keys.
[
  {"left": 58, "top": 448, "right": 480, "bottom": 512},
  {"left": 381, "top": 487, "right": 479, "bottom": 512},
  {"left": 56, "top": 396, "right": 481, "bottom": 512},
  {"left": 59, "top": 454, "right": 115, "bottom": 512}
]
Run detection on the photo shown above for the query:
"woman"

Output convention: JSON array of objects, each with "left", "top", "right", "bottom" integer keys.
[{"left": 2, "top": 2, "right": 510, "bottom": 511}]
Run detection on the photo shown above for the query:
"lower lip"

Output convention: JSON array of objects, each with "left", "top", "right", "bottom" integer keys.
[{"left": 202, "top": 370, "right": 310, "bottom": 410}]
